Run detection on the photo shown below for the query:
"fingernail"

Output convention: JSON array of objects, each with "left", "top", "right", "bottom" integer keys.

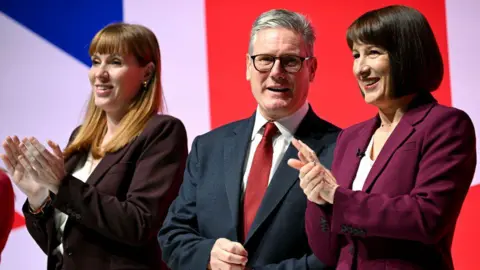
[
  {"left": 38, "top": 144, "right": 46, "bottom": 151},
  {"left": 25, "top": 141, "right": 33, "bottom": 149}
]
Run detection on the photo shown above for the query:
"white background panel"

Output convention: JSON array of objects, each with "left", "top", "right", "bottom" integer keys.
[
  {"left": 0, "top": 12, "right": 90, "bottom": 269},
  {"left": 123, "top": 0, "right": 212, "bottom": 147},
  {"left": 445, "top": 0, "right": 480, "bottom": 186}
]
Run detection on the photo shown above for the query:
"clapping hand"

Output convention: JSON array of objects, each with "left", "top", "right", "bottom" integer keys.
[
  {"left": 1, "top": 136, "right": 48, "bottom": 208},
  {"left": 18, "top": 137, "right": 66, "bottom": 194},
  {"left": 287, "top": 138, "right": 339, "bottom": 204}
]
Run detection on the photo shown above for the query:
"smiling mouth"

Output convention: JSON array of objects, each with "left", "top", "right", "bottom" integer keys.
[
  {"left": 95, "top": 85, "right": 114, "bottom": 90},
  {"left": 267, "top": 87, "right": 290, "bottom": 92},
  {"left": 362, "top": 78, "right": 380, "bottom": 89}
]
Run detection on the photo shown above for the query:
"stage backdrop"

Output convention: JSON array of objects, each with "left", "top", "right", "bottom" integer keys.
[{"left": 0, "top": 0, "right": 478, "bottom": 269}]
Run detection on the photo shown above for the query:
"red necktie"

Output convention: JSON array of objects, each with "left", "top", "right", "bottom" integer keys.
[{"left": 242, "top": 122, "right": 278, "bottom": 241}]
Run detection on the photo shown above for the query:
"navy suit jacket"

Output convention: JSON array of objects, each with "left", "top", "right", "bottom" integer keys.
[{"left": 159, "top": 107, "right": 340, "bottom": 270}]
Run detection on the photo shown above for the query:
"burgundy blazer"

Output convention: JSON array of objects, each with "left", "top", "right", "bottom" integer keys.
[
  {"left": 22, "top": 114, "right": 188, "bottom": 270},
  {"left": 305, "top": 94, "right": 477, "bottom": 270},
  {"left": 0, "top": 170, "right": 14, "bottom": 264}
]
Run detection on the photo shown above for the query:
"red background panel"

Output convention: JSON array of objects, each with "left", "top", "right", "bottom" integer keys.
[
  {"left": 205, "top": 0, "right": 451, "bottom": 129},
  {"left": 451, "top": 185, "right": 480, "bottom": 270},
  {"left": 204, "top": 1, "right": 476, "bottom": 269}
]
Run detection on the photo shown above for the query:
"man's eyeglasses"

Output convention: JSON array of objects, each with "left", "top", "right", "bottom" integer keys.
[{"left": 250, "top": 54, "right": 313, "bottom": 73}]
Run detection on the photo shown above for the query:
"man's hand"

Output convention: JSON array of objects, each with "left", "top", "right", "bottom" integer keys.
[{"left": 208, "top": 238, "right": 248, "bottom": 270}]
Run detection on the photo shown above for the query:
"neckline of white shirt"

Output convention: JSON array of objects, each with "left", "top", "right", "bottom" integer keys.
[{"left": 251, "top": 101, "right": 310, "bottom": 140}]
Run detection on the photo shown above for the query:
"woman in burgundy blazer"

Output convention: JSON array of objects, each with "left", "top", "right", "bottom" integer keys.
[
  {"left": 1, "top": 23, "right": 187, "bottom": 270},
  {"left": 0, "top": 169, "right": 14, "bottom": 264},
  {"left": 288, "top": 5, "right": 476, "bottom": 270}
]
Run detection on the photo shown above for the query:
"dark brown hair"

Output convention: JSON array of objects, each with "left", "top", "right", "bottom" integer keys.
[{"left": 346, "top": 5, "right": 443, "bottom": 98}]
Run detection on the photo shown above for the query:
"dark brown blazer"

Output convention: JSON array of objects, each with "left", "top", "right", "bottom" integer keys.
[{"left": 22, "top": 114, "right": 188, "bottom": 270}]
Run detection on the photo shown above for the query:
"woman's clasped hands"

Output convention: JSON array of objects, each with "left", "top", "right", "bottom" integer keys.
[{"left": 1, "top": 136, "right": 65, "bottom": 208}]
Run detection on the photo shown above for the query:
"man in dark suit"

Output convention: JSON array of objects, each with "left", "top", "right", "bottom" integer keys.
[{"left": 158, "top": 9, "right": 340, "bottom": 270}]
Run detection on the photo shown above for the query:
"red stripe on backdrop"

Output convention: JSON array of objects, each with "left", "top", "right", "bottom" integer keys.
[
  {"left": 205, "top": 1, "right": 478, "bottom": 269},
  {"left": 452, "top": 184, "right": 480, "bottom": 270},
  {"left": 12, "top": 211, "right": 25, "bottom": 229}
]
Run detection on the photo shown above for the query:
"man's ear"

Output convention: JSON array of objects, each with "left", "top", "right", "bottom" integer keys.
[
  {"left": 309, "top": 57, "right": 317, "bottom": 82},
  {"left": 246, "top": 53, "right": 252, "bottom": 81}
]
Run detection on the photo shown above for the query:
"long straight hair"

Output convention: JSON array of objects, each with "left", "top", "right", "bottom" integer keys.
[{"left": 64, "top": 23, "right": 163, "bottom": 159}]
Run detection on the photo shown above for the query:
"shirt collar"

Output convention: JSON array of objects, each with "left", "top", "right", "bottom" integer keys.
[{"left": 251, "top": 101, "right": 309, "bottom": 140}]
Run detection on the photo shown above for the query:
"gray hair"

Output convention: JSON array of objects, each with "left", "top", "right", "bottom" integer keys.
[{"left": 248, "top": 9, "right": 316, "bottom": 56}]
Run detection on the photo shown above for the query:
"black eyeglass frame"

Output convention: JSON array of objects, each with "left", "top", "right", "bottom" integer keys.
[{"left": 249, "top": 54, "right": 314, "bottom": 73}]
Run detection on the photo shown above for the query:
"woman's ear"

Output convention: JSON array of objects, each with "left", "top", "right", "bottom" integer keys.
[{"left": 143, "top": 62, "right": 155, "bottom": 82}]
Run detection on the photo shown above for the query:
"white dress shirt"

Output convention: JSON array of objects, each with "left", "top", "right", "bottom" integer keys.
[
  {"left": 351, "top": 136, "right": 374, "bottom": 191},
  {"left": 241, "top": 102, "right": 309, "bottom": 193}
]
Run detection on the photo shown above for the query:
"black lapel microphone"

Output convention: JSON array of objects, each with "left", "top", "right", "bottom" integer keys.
[{"left": 356, "top": 148, "right": 365, "bottom": 158}]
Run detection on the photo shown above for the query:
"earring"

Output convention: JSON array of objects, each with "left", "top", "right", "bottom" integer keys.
[{"left": 142, "top": 81, "right": 148, "bottom": 90}]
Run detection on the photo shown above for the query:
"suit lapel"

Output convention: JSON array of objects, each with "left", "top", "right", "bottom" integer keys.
[
  {"left": 244, "top": 109, "right": 329, "bottom": 244},
  {"left": 224, "top": 115, "right": 255, "bottom": 239},
  {"left": 244, "top": 144, "right": 300, "bottom": 243}
]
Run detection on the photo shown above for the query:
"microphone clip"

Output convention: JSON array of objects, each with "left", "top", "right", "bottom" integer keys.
[{"left": 356, "top": 148, "right": 365, "bottom": 158}]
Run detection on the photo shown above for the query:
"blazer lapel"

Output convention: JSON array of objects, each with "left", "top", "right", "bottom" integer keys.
[
  {"left": 61, "top": 139, "right": 135, "bottom": 237},
  {"left": 244, "top": 109, "right": 329, "bottom": 244},
  {"left": 64, "top": 152, "right": 85, "bottom": 174},
  {"left": 55, "top": 152, "right": 85, "bottom": 239},
  {"left": 224, "top": 115, "right": 255, "bottom": 239},
  {"left": 86, "top": 142, "right": 134, "bottom": 186},
  {"left": 340, "top": 118, "right": 377, "bottom": 189},
  {"left": 362, "top": 121, "right": 414, "bottom": 191},
  {"left": 362, "top": 94, "right": 437, "bottom": 192}
]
